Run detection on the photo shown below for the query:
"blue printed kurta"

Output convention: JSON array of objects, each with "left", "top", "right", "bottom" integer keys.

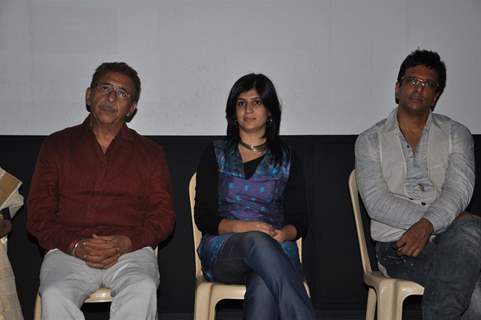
[{"left": 198, "top": 140, "right": 301, "bottom": 281}]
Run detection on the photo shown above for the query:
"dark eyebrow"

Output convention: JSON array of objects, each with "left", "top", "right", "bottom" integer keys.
[
  {"left": 98, "top": 82, "right": 128, "bottom": 92},
  {"left": 237, "top": 96, "right": 261, "bottom": 100}
]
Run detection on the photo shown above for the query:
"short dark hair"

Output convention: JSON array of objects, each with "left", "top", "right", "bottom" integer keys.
[
  {"left": 225, "top": 73, "right": 286, "bottom": 163},
  {"left": 396, "top": 49, "right": 446, "bottom": 105},
  {"left": 90, "top": 62, "right": 141, "bottom": 103}
]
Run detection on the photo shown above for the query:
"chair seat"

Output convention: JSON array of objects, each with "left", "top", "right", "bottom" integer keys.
[
  {"left": 206, "top": 280, "right": 310, "bottom": 302},
  {"left": 84, "top": 288, "right": 113, "bottom": 303},
  {"left": 364, "top": 271, "right": 424, "bottom": 295},
  {"left": 34, "top": 287, "right": 114, "bottom": 319},
  {"left": 209, "top": 283, "right": 247, "bottom": 302}
]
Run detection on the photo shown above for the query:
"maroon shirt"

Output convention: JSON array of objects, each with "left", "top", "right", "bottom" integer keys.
[{"left": 27, "top": 117, "right": 176, "bottom": 252}]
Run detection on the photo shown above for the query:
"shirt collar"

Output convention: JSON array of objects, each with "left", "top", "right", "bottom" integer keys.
[
  {"left": 81, "top": 115, "right": 135, "bottom": 143},
  {"left": 385, "top": 107, "right": 433, "bottom": 134}
]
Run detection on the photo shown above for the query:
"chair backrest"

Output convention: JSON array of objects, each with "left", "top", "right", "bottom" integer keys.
[
  {"left": 189, "top": 173, "right": 203, "bottom": 278},
  {"left": 348, "top": 169, "right": 373, "bottom": 273},
  {"left": 188, "top": 172, "right": 303, "bottom": 279}
]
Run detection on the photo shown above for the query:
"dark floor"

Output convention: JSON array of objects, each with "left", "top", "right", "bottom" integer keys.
[
  {"left": 157, "top": 309, "right": 422, "bottom": 319},
  {"left": 83, "top": 304, "right": 423, "bottom": 319},
  {"left": 82, "top": 296, "right": 424, "bottom": 319}
]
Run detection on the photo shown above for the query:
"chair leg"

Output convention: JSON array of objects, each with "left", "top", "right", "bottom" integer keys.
[
  {"left": 208, "top": 294, "right": 223, "bottom": 320},
  {"left": 208, "top": 299, "right": 217, "bottom": 320},
  {"left": 365, "top": 288, "right": 376, "bottom": 320},
  {"left": 393, "top": 287, "right": 410, "bottom": 320},
  {"left": 194, "top": 282, "right": 213, "bottom": 320},
  {"left": 34, "top": 293, "right": 42, "bottom": 320},
  {"left": 376, "top": 285, "right": 396, "bottom": 320}
]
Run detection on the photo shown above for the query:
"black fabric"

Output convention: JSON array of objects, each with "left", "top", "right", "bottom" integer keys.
[{"left": 1, "top": 134, "right": 481, "bottom": 319}]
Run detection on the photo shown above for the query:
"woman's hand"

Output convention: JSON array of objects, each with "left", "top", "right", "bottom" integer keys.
[
  {"left": 273, "top": 225, "right": 298, "bottom": 243},
  {"left": 219, "top": 219, "right": 276, "bottom": 237}
]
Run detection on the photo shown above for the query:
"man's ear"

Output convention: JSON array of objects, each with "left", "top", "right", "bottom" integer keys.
[
  {"left": 125, "top": 102, "right": 137, "bottom": 122},
  {"left": 85, "top": 88, "right": 92, "bottom": 111},
  {"left": 85, "top": 87, "right": 92, "bottom": 106},
  {"left": 432, "top": 92, "right": 441, "bottom": 106},
  {"left": 128, "top": 102, "right": 137, "bottom": 117},
  {"left": 394, "top": 81, "right": 400, "bottom": 103}
]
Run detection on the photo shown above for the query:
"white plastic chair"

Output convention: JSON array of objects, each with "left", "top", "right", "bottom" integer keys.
[
  {"left": 189, "top": 173, "right": 309, "bottom": 320},
  {"left": 348, "top": 170, "right": 424, "bottom": 320},
  {"left": 34, "top": 287, "right": 113, "bottom": 320}
]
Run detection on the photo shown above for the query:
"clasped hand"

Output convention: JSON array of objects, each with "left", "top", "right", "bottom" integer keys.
[
  {"left": 232, "top": 221, "right": 288, "bottom": 242},
  {"left": 73, "top": 234, "right": 132, "bottom": 269}
]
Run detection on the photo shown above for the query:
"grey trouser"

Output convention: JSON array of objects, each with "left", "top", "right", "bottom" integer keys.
[{"left": 39, "top": 247, "right": 159, "bottom": 320}]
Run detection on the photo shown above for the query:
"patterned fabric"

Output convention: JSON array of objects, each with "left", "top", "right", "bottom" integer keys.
[
  {"left": 0, "top": 244, "right": 23, "bottom": 320},
  {"left": 198, "top": 140, "right": 300, "bottom": 280},
  {"left": 0, "top": 167, "right": 23, "bottom": 320}
]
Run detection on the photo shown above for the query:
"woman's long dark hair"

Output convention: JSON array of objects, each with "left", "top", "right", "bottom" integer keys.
[{"left": 225, "top": 73, "right": 287, "bottom": 164}]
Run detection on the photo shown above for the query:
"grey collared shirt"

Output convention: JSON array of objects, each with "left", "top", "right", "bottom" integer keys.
[
  {"left": 355, "top": 111, "right": 474, "bottom": 240},
  {"left": 399, "top": 116, "right": 437, "bottom": 205}
]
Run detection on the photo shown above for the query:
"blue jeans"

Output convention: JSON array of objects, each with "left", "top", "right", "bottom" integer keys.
[
  {"left": 376, "top": 215, "right": 481, "bottom": 320},
  {"left": 211, "top": 231, "right": 316, "bottom": 320}
]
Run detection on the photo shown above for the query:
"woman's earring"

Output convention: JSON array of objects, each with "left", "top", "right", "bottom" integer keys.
[{"left": 267, "top": 117, "right": 273, "bottom": 127}]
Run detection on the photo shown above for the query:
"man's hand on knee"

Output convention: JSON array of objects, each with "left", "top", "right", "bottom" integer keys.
[
  {"left": 455, "top": 212, "right": 479, "bottom": 220},
  {"left": 395, "top": 218, "right": 433, "bottom": 257}
]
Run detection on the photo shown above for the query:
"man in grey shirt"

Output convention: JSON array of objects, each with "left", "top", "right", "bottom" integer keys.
[{"left": 355, "top": 49, "right": 481, "bottom": 319}]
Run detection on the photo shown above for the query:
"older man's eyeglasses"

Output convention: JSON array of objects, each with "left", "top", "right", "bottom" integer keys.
[
  {"left": 401, "top": 76, "right": 439, "bottom": 91},
  {"left": 95, "top": 83, "right": 131, "bottom": 100}
]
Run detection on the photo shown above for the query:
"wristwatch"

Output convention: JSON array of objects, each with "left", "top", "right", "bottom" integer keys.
[{"left": 0, "top": 208, "right": 11, "bottom": 220}]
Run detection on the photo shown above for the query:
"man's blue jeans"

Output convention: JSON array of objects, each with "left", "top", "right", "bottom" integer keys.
[
  {"left": 376, "top": 215, "right": 481, "bottom": 320},
  {"left": 211, "top": 231, "right": 316, "bottom": 320}
]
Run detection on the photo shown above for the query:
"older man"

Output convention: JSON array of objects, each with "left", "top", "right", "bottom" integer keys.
[
  {"left": 28, "top": 62, "right": 175, "bottom": 320},
  {"left": 355, "top": 49, "right": 481, "bottom": 319}
]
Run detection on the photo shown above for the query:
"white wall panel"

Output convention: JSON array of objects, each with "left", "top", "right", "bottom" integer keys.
[{"left": 1, "top": 0, "right": 480, "bottom": 134}]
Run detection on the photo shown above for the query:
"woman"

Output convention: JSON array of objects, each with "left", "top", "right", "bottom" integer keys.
[{"left": 194, "top": 73, "right": 316, "bottom": 319}]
